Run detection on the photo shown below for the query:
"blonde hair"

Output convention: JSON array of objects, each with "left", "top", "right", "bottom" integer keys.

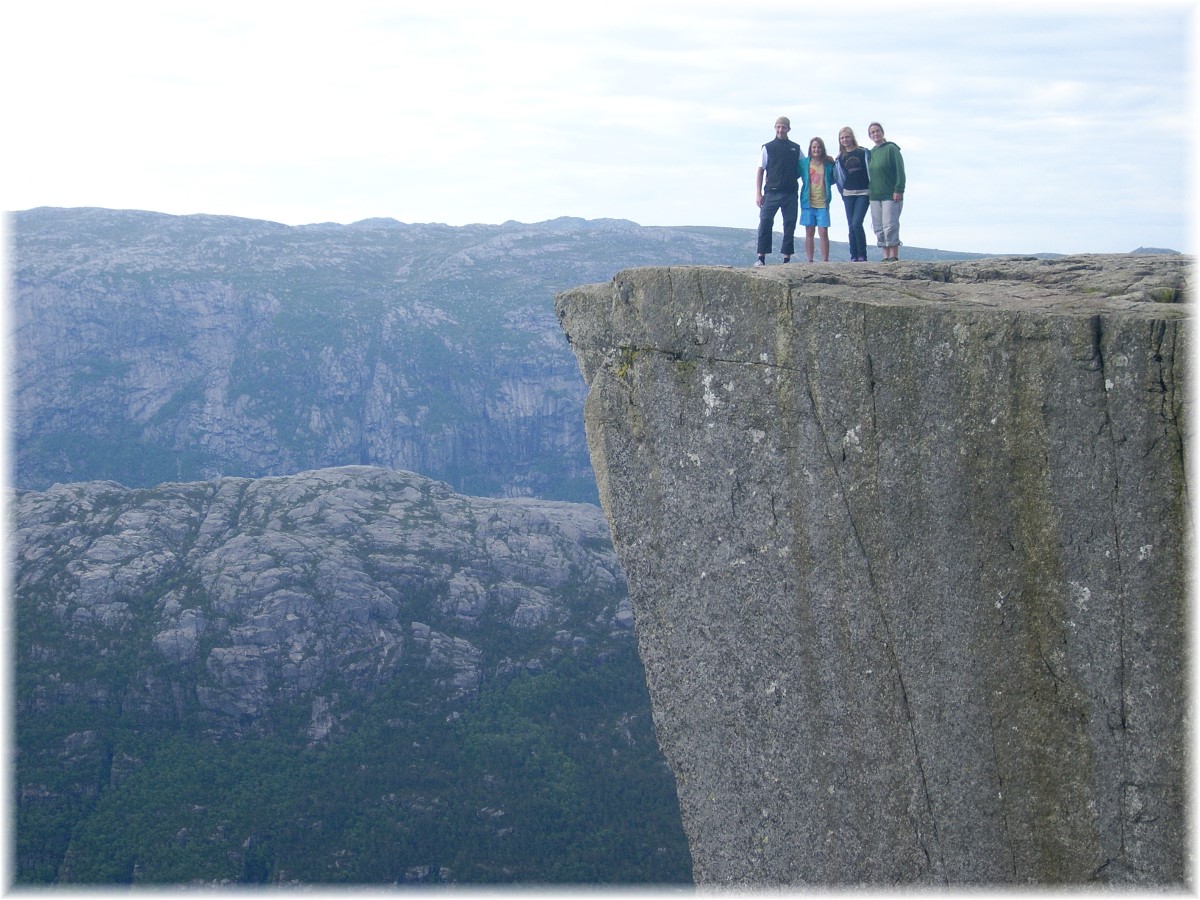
[{"left": 838, "top": 127, "right": 859, "bottom": 151}]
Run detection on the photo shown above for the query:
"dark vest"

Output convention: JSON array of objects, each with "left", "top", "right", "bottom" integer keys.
[{"left": 762, "top": 138, "right": 801, "bottom": 193}]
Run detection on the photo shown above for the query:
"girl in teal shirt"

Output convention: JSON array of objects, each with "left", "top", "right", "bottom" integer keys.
[{"left": 800, "top": 137, "right": 837, "bottom": 262}]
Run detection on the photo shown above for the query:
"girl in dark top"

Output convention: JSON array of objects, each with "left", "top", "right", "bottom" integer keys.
[{"left": 835, "top": 127, "right": 870, "bottom": 262}]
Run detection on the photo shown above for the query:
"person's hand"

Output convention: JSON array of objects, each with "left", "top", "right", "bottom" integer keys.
[
  {"left": 756, "top": 193, "right": 763, "bottom": 208},
  {"left": 893, "top": 192, "right": 903, "bottom": 202}
]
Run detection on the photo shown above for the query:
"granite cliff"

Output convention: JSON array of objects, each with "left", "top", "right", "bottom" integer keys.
[{"left": 556, "top": 255, "right": 1189, "bottom": 886}]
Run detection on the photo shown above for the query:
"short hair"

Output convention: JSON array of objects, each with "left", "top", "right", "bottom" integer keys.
[{"left": 775, "top": 116, "right": 791, "bottom": 128}]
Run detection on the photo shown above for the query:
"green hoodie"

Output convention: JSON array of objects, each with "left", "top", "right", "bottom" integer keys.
[{"left": 867, "top": 141, "right": 906, "bottom": 201}]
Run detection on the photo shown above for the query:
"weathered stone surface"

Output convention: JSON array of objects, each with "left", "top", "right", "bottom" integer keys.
[{"left": 556, "top": 255, "right": 1190, "bottom": 886}]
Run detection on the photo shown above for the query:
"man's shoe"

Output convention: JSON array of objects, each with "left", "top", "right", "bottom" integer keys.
[{"left": 753, "top": 258, "right": 766, "bottom": 267}]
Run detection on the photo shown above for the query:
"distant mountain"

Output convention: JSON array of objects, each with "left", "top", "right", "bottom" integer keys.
[{"left": 11, "top": 207, "right": 990, "bottom": 502}]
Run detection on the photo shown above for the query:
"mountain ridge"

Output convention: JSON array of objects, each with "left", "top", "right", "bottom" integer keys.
[{"left": 16, "top": 206, "right": 1178, "bottom": 256}]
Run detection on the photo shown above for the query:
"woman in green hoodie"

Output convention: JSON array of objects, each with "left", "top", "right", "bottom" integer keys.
[{"left": 867, "top": 122, "right": 905, "bottom": 261}]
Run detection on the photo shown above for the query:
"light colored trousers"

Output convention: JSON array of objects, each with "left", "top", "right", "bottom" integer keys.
[{"left": 870, "top": 198, "right": 903, "bottom": 247}]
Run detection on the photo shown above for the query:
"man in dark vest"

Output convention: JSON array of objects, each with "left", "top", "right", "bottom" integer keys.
[{"left": 754, "top": 116, "right": 801, "bottom": 266}]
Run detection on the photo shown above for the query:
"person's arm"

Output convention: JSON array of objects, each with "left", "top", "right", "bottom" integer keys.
[
  {"left": 892, "top": 146, "right": 905, "bottom": 202},
  {"left": 756, "top": 166, "right": 765, "bottom": 208}
]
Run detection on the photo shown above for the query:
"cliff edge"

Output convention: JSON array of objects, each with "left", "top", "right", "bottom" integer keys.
[{"left": 556, "top": 255, "right": 1190, "bottom": 886}]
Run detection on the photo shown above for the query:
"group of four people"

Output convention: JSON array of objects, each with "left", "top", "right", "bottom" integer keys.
[{"left": 755, "top": 117, "right": 906, "bottom": 264}]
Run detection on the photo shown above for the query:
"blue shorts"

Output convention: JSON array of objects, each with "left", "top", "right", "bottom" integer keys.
[{"left": 800, "top": 207, "right": 830, "bottom": 228}]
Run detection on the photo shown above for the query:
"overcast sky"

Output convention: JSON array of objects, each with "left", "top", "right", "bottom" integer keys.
[{"left": 2, "top": 0, "right": 1194, "bottom": 255}]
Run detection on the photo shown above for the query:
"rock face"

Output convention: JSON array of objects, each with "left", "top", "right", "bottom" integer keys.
[{"left": 556, "top": 255, "right": 1190, "bottom": 886}]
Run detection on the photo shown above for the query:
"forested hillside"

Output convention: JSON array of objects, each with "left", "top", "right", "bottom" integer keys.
[{"left": 14, "top": 467, "right": 691, "bottom": 883}]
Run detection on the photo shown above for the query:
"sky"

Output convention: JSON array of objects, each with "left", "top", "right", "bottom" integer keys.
[{"left": 1, "top": 0, "right": 1196, "bottom": 255}]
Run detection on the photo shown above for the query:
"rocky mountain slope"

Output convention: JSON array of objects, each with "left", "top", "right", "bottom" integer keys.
[
  {"left": 557, "top": 254, "right": 1190, "bottom": 886},
  {"left": 11, "top": 207, "right": 986, "bottom": 501},
  {"left": 14, "top": 465, "right": 691, "bottom": 883}
]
